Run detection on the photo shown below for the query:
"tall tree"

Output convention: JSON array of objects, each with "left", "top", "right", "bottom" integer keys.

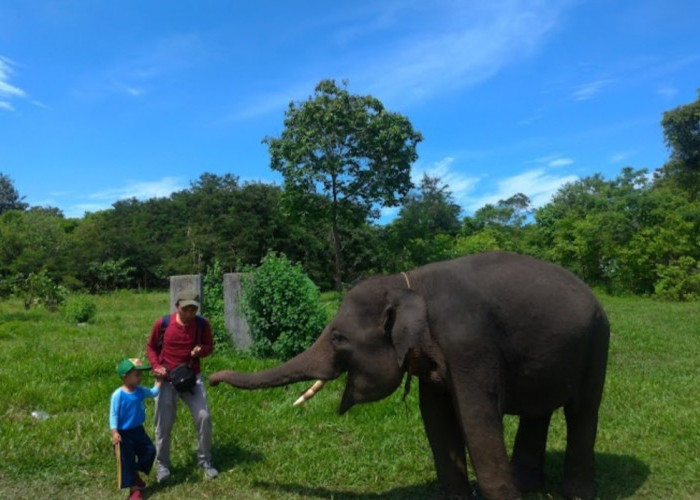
[
  {"left": 0, "top": 173, "right": 29, "bottom": 214},
  {"left": 264, "top": 79, "right": 422, "bottom": 290},
  {"left": 387, "top": 174, "right": 461, "bottom": 269},
  {"left": 659, "top": 89, "right": 700, "bottom": 198}
]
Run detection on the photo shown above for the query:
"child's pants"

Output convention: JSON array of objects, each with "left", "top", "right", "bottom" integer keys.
[{"left": 117, "top": 425, "right": 156, "bottom": 489}]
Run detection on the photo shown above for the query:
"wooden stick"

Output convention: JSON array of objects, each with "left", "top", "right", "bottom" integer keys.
[{"left": 115, "top": 442, "right": 121, "bottom": 489}]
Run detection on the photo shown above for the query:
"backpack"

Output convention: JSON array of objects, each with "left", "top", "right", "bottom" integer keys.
[{"left": 158, "top": 314, "right": 205, "bottom": 394}]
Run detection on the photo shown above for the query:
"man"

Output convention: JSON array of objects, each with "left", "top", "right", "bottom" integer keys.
[{"left": 146, "top": 289, "right": 218, "bottom": 482}]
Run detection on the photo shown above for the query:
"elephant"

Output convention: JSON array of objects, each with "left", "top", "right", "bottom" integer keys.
[{"left": 210, "top": 251, "right": 609, "bottom": 499}]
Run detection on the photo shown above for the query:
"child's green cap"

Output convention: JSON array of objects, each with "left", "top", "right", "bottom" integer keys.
[{"left": 117, "top": 358, "right": 151, "bottom": 378}]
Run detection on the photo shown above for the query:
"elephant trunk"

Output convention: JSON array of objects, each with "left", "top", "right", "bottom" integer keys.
[{"left": 209, "top": 329, "right": 339, "bottom": 389}]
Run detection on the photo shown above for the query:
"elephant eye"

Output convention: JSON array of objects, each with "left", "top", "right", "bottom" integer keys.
[{"left": 331, "top": 331, "right": 347, "bottom": 345}]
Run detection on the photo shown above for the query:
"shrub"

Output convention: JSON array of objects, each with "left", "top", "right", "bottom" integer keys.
[
  {"left": 64, "top": 295, "right": 97, "bottom": 323},
  {"left": 12, "top": 270, "right": 67, "bottom": 312},
  {"left": 241, "top": 252, "right": 327, "bottom": 360},
  {"left": 203, "top": 259, "right": 230, "bottom": 349},
  {"left": 654, "top": 256, "right": 700, "bottom": 301}
]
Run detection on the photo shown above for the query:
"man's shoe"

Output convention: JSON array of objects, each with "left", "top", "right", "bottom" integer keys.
[
  {"left": 156, "top": 465, "right": 170, "bottom": 483},
  {"left": 202, "top": 463, "right": 218, "bottom": 479}
]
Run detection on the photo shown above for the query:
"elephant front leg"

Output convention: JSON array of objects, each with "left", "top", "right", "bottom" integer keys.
[
  {"left": 458, "top": 395, "right": 521, "bottom": 500},
  {"left": 418, "top": 380, "right": 472, "bottom": 499}
]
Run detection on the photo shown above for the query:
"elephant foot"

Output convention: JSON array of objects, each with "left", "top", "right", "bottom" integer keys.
[
  {"left": 432, "top": 484, "right": 477, "bottom": 500},
  {"left": 561, "top": 477, "right": 597, "bottom": 500},
  {"left": 431, "top": 479, "right": 477, "bottom": 500},
  {"left": 511, "top": 463, "right": 544, "bottom": 493},
  {"left": 471, "top": 482, "right": 522, "bottom": 500}
]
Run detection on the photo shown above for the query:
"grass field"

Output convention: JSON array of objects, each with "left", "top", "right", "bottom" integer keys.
[{"left": 0, "top": 291, "right": 698, "bottom": 499}]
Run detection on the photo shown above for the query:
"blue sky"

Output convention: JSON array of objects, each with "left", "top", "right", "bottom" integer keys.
[{"left": 1, "top": 1, "right": 699, "bottom": 220}]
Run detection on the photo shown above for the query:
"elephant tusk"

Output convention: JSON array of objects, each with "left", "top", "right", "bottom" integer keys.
[{"left": 292, "top": 380, "right": 326, "bottom": 406}]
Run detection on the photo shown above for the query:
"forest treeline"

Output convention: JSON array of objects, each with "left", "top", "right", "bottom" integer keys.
[{"left": 1, "top": 88, "right": 699, "bottom": 300}]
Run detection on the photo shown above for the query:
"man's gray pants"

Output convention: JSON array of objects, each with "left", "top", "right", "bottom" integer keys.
[{"left": 154, "top": 374, "right": 213, "bottom": 469}]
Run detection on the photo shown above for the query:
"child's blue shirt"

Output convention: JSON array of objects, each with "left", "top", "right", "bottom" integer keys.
[{"left": 109, "top": 385, "right": 159, "bottom": 431}]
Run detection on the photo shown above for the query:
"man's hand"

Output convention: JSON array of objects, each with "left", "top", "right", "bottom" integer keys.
[
  {"left": 153, "top": 366, "right": 167, "bottom": 377},
  {"left": 191, "top": 345, "right": 202, "bottom": 357}
]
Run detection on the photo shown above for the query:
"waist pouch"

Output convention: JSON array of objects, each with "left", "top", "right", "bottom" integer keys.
[{"left": 169, "top": 363, "right": 197, "bottom": 393}]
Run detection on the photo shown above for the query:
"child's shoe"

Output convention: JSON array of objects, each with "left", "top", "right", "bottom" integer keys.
[
  {"left": 135, "top": 474, "right": 146, "bottom": 489},
  {"left": 128, "top": 488, "right": 143, "bottom": 500}
]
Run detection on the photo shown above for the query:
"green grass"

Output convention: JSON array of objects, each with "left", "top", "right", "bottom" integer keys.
[{"left": 0, "top": 292, "right": 698, "bottom": 499}]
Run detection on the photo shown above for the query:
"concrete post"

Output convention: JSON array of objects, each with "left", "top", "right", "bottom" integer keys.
[{"left": 223, "top": 273, "right": 252, "bottom": 349}]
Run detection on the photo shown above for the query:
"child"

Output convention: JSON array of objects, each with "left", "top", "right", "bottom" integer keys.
[{"left": 110, "top": 358, "right": 161, "bottom": 500}]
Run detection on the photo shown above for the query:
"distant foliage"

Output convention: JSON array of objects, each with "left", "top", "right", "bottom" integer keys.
[
  {"left": 86, "top": 258, "right": 135, "bottom": 292},
  {"left": 64, "top": 295, "right": 97, "bottom": 323},
  {"left": 241, "top": 252, "right": 326, "bottom": 360},
  {"left": 203, "top": 259, "right": 230, "bottom": 349},
  {"left": 13, "top": 270, "right": 67, "bottom": 311},
  {"left": 654, "top": 256, "right": 700, "bottom": 301},
  {"left": 2, "top": 94, "right": 700, "bottom": 302}
]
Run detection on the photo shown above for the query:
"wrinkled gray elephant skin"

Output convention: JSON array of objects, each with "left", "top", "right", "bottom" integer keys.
[{"left": 210, "top": 251, "right": 609, "bottom": 500}]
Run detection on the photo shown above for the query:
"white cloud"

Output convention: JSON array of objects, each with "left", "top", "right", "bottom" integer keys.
[
  {"left": 657, "top": 85, "right": 678, "bottom": 99},
  {"left": 65, "top": 203, "right": 109, "bottom": 219},
  {"left": 412, "top": 157, "right": 482, "bottom": 199},
  {"left": 363, "top": 1, "right": 574, "bottom": 103},
  {"left": 230, "top": 1, "right": 576, "bottom": 120},
  {"left": 465, "top": 168, "right": 578, "bottom": 212},
  {"left": 548, "top": 157, "right": 573, "bottom": 167},
  {"left": 531, "top": 154, "right": 573, "bottom": 168},
  {"left": 77, "top": 33, "right": 206, "bottom": 100},
  {"left": 570, "top": 79, "right": 615, "bottom": 101},
  {"left": 224, "top": 79, "right": 318, "bottom": 122},
  {"left": 0, "top": 55, "right": 27, "bottom": 111},
  {"left": 89, "top": 176, "right": 187, "bottom": 201},
  {"left": 610, "top": 151, "right": 633, "bottom": 163},
  {"left": 60, "top": 177, "right": 188, "bottom": 218}
]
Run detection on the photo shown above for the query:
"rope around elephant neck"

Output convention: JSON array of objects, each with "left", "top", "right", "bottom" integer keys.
[{"left": 401, "top": 271, "right": 412, "bottom": 289}]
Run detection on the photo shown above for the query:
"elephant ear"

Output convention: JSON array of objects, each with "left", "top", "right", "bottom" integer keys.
[{"left": 382, "top": 288, "right": 429, "bottom": 368}]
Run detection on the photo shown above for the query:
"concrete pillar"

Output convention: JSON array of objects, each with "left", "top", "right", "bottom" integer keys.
[
  {"left": 223, "top": 273, "right": 252, "bottom": 349},
  {"left": 169, "top": 275, "right": 203, "bottom": 313}
]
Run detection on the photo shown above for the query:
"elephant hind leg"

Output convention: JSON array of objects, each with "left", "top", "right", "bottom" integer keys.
[
  {"left": 561, "top": 403, "right": 599, "bottom": 499},
  {"left": 511, "top": 413, "right": 552, "bottom": 493}
]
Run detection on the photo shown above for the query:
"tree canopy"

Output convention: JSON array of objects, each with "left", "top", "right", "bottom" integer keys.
[
  {"left": 659, "top": 89, "right": 700, "bottom": 198},
  {"left": 264, "top": 79, "right": 423, "bottom": 290},
  {"left": 0, "top": 173, "right": 29, "bottom": 215}
]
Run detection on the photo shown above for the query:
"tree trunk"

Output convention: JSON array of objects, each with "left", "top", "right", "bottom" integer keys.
[{"left": 332, "top": 221, "right": 342, "bottom": 292}]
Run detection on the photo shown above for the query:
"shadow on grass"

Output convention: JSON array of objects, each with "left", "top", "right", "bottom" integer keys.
[
  {"left": 252, "top": 480, "right": 442, "bottom": 499},
  {"left": 534, "top": 450, "right": 649, "bottom": 499},
  {"left": 141, "top": 441, "right": 263, "bottom": 497},
  {"left": 250, "top": 452, "right": 649, "bottom": 500}
]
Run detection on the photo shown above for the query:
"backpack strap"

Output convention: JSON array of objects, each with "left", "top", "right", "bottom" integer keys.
[
  {"left": 156, "top": 314, "right": 170, "bottom": 353},
  {"left": 194, "top": 315, "right": 204, "bottom": 346}
]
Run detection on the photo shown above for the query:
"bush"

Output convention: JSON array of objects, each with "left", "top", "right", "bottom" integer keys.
[
  {"left": 12, "top": 270, "right": 67, "bottom": 312},
  {"left": 654, "top": 256, "right": 700, "bottom": 301},
  {"left": 203, "top": 259, "right": 230, "bottom": 349},
  {"left": 64, "top": 295, "right": 97, "bottom": 323},
  {"left": 241, "top": 252, "right": 327, "bottom": 360}
]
